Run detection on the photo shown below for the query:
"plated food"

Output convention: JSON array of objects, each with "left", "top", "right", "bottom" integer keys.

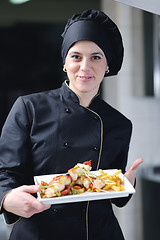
[{"left": 38, "top": 161, "right": 125, "bottom": 199}]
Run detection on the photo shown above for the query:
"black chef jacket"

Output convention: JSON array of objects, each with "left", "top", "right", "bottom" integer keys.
[{"left": 0, "top": 81, "right": 132, "bottom": 240}]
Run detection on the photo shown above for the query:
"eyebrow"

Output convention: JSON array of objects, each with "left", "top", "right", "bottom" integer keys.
[
  {"left": 69, "top": 51, "right": 104, "bottom": 57},
  {"left": 91, "top": 52, "right": 104, "bottom": 57},
  {"left": 69, "top": 51, "right": 80, "bottom": 55}
]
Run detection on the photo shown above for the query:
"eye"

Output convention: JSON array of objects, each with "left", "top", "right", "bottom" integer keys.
[
  {"left": 92, "top": 55, "right": 101, "bottom": 60},
  {"left": 71, "top": 55, "right": 81, "bottom": 60}
]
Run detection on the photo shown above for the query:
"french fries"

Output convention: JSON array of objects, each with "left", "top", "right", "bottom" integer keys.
[{"left": 97, "top": 169, "right": 125, "bottom": 192}]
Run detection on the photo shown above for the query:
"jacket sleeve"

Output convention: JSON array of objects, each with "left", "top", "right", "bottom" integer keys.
[{"left": 0, "top": 96, "right": 31, "bottom": 224}]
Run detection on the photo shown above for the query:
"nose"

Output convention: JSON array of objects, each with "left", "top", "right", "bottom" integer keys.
[{"left": 80, "top": 58, "right": 91, "bottom": 72}]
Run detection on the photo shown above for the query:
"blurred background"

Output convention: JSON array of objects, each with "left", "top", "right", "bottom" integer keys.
[{"left": 0, "top": 0, "right": 160, "bottom": 239}]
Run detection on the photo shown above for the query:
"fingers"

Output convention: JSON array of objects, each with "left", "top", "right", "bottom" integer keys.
[
  {"left": 124, "top": 158, "right": 144, "bottom": 186},
  {"left": 130, "top": 158, "right": 144, "bottom": 171},
  {"left": 31, "top": 199, "right": 51, "bottom": 214},
  {"left": 25, "top": 198, "right": 51, "bottom": 218},
  {"left": 18, "top": 191, "right": 51, "bottom": 218}
]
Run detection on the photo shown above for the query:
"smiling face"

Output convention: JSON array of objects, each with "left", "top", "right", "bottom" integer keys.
[{"left": 64, "top": 40, "right": 108, "bottom": 101}]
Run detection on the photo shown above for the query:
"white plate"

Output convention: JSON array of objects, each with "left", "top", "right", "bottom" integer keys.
[{"left": 34, "top": 169, "right": 135, "bottom": 205}]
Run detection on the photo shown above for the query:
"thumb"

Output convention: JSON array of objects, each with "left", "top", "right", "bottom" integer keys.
[{"left": 21, "top": 184, "right": 42, "bottom": 194}]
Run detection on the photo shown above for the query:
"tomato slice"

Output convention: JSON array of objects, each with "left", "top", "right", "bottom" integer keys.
[
  {"left": 83, "top": 160, "right": 91, "bottom": 166},
  {"left": 89, "top": 183, "right": 93, "bottom": 190},
  {"left": 61, "top": 185, "right": 71, "bottom": 196},
  {"left": 73, "top": 185, "right": 81, "bottom": 189},
  {"left": 41, "top": 181, "right": 49, "bottom": 186}
]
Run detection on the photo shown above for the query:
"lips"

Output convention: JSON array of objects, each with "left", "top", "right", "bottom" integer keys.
[{"left": 77, "top": 75, "right": 93, "bottom": 81}]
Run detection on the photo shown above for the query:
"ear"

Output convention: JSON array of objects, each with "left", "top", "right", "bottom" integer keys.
[
  {"left": 105, "top": 65, "right": 109, "bottom": 74},
  {"left": 63, "top": 65, "right": 67, "bottom": 72}
]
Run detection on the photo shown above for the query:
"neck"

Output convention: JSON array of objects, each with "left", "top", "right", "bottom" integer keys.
[
  {"left": 66, "top": 80, "right": 99, "bottom": 107},
  {"left": 78, "top": 92, "right": 98, "bottom": 107}
]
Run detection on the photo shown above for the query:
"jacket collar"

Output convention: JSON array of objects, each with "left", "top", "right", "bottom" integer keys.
[
  {"left": 62, "top": 80, "right": 80, "bottom": 104},
  {"left": 61, "top": 80, "right": 101, "bottom": 106}
]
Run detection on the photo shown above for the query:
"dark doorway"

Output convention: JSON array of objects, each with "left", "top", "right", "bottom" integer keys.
[{"left": 0, "top": 22, "right": 65, "bottom": 131}]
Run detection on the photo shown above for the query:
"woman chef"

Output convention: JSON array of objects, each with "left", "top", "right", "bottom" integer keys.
[{"left": 0, "top": 9, "right": 143, "bottom": 240}]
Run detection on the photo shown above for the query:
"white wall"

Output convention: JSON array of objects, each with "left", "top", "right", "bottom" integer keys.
[
  {"left": 101, "top": 1, "right": 160, "bottom": 240},
  {"left": 102, "top": 0, "right": 144, "bottom": 109},
  {"left": 119, "top": 97, "right": 160, "bottom": 240}
]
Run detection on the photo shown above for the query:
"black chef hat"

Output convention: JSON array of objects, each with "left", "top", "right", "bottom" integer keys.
[{"left": 61, "top": 9, "right": 124, "bottom": 77}]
